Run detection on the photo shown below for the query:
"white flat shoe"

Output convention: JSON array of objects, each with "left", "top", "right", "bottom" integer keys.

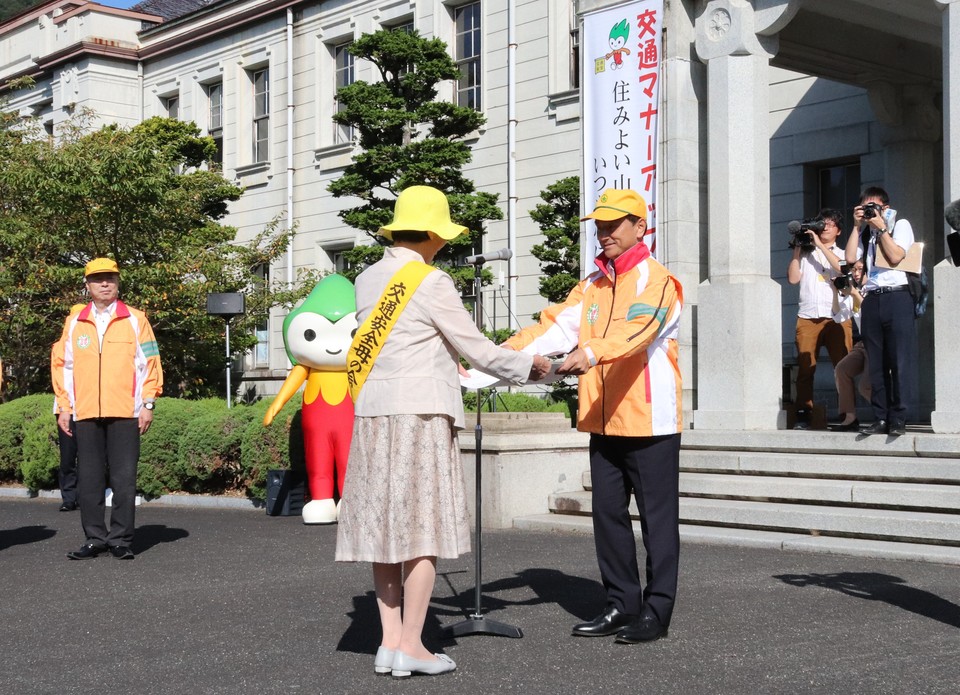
[
  {"left": 373, "top": 646, "right": 395, "bottom": 676},
  {"left": 391, "top": 651, "right": 456, "bottom": 679}
]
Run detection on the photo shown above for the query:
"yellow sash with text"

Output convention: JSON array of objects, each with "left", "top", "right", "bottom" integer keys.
[{"left": 347, "top": 261, "right": 437, "bottom": 402}]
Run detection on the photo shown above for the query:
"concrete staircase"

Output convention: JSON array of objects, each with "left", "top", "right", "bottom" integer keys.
[{"left": 514, "top": 428, "right": 960, "bottom": 565}]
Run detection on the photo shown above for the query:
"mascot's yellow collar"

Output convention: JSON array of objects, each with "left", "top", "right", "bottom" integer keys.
[{"left": 304, "top": 371, "right": 349, "bottom": 406}]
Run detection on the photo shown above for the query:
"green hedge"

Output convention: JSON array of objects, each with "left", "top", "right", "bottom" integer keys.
[
  {"left": 0, "top": 389, "right": 561, "bottom": 498},
  {"left": 0, "top": 393, "right": 305, "bottom": 499}
]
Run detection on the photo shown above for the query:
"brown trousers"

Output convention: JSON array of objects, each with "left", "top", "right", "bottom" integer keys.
[
  {"left": 794, "top": 317, "right": 852, "bottom": 411},
  {"left": 835, "top": 341, "right": 871, "bottom": 416}
]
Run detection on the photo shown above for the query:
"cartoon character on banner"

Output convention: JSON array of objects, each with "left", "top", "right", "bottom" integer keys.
[
  {"left": 263, "top": 274, "right": 357, "bottom": 524},
  {"left": 604, "top": 19, "right": 630, "bottom": 70}
]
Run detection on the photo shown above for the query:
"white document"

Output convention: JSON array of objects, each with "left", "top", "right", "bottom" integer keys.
[{"left": 460, "top": 361, "right": 570, "bottom": 390}]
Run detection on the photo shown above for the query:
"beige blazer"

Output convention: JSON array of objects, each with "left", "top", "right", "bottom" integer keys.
[{"left": 353, "top": 246, "right": 532, "bottom": 429}]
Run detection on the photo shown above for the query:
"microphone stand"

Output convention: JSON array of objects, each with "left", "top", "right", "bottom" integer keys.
[{"left": 443, "top": 260, "right": 522, "bottom": 639}]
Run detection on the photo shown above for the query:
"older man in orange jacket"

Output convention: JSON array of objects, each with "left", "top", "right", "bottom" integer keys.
[
  {"left": 52, "top": 258, "right": 163, "bottom": 560},
  {"left": 505, "top": 189, "right": 683, "bottom": 644}
]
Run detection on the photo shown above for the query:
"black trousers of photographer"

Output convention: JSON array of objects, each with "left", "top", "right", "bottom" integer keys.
[
  {"left": 75, "top": 418, "right": 140, "bottom": 548},
  {"left": 860, "top": 289, "right": 916, "bottom": 423}
]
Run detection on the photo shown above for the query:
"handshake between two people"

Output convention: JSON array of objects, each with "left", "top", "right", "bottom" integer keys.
[{"left": 526, "top": 348, "right": 593, "bottom": 382}]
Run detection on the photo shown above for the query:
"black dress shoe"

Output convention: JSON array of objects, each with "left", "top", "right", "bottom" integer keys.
[
  {"left": 108, "top": 546, "right": 135, "bottom": 560},
  {"left": 571, "top": 606, "right": 634, "bottom": 637},
  {"left": 615, "top": 615, "right": 668, "bottom": 644},
  {"left": 59, "top": 502, "right": 77, "bottom": 512},
  {"left": 860, "top": 420, "right": 887, "bottom": 435},
  {"left": 829, "top": 419, "right": 860, "bottom": 432},
  {"left": 67, "top": 543, "right": 106, "bottom": 560},
  {"left": 888, "top": 419, "right": 906, "bottom": 436}
]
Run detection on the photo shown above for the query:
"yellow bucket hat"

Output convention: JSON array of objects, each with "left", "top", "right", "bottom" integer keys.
[
  {"left": 84, "top": 257, "right": 120, "bottom": 277},
  {"left": 379, "top": 185, "right": 468, "bottom": 241},
  {"left": 581, "top": 188, "right": 648, "bottom": 222}
]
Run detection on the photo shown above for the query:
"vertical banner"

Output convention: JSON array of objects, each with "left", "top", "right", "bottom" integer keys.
[{"left": 582, "top": 0, "right": 664, "bottom": 262}]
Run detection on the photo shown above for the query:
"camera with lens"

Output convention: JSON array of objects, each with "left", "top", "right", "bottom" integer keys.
[
  {"left": 789, "top": 217, "right": 824, "bottom": 250},
  {"left": 861, "top": 202, "right": 883, "bottom": 219},
  {"left": 832, "top": 272, "right": 851, "bottom": 291}
]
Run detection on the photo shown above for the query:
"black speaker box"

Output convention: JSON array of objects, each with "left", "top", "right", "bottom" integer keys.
[
  {"left": 206, "top": 292, "right": 245, "bottom": 316},
  {"left": 265, "top": 469, "right": 305, "bottom": 516}
]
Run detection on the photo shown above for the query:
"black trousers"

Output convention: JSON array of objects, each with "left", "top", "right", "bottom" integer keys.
[
  {"left": 56, "top": 416, "right": 78, "bottom": 506},
  {"left": 860, "top": 290, "right": 916, "bottom": 422},
  {"left": 74, "top": 418, "right": 140, "bottom": 547},
  {"left": 589, "top": 432, "right": 681, "bottom": 627}
]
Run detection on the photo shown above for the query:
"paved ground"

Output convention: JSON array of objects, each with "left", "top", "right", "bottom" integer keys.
[{"left": 1, "top": 497, "right": 958, "bottom": 695}]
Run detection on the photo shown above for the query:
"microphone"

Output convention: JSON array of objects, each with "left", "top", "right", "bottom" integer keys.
[
  {"left": 945, "top": 199, "right": 960, "bottom": 232},
  {"left": 946, "top": 199, "right": 960, "bottom": 266},
  {"left": 464, "top": 248, "right": 513, "bottom": 264},
  {"left": 787, "top": 220, "right": 802, "bottom": 233}
]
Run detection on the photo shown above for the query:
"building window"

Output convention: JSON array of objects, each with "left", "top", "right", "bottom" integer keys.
[
  {"left": 817, "top": 162, "right": 861, "bottom": 224},
  {"left": 254, "top": 264, "right": 270, "bottom": 367},
  {"left": 328, "top": 246, "right": 355, "bottom": 274},
  {"left": 454, "top": 2, "right": 481, "bottom": 110},
  {"left": 334, "top": 42, "right": 355, "bottom": 144},
  {"left": 252, "top": 68, "right": 270, "bottom": 163},
  {"left": 207, "top": 82, "right": 223, "bottom": 166},
  {"left": 164, "top": 95, "right": 179, "bottom": 119}
]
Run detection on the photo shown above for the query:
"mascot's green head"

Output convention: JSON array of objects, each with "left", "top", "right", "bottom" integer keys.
[{"left": 281, "top": 274, "right": 357, "bottom": 369}]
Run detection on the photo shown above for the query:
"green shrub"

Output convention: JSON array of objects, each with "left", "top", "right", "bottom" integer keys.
[
  {"left": 138, "top": 398, "right": 204, "bottom": 497},
  {"left": 239, "top": 393, "right": 302, "bottom": 500},
  {"left": 0, "top": 394, "right": 51, "bottom": 483},
  {"left": 20, "top": 413, "right": 60, "bottom": 491},
  {"left": 463, "top": 390, "right": 569, "bottom": 415}
]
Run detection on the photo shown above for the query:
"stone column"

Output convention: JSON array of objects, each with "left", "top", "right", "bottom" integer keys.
[
  {"left": 933, "top": 0, "right": 960, "bottom": 432},
  {"left": 691, "top": 0, "right": 799, "bottom": 430}
]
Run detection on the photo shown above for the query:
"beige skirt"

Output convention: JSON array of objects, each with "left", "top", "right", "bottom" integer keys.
[{"left": 335, "top": 414, "right": 471, "bottom": 564}]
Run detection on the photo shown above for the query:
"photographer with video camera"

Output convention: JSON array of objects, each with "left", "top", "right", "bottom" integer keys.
[
  {"left": 786, "top": 209, "right": 852, "bottom": 429},
  {"left": 844, "top": 186, "right": 915, "bottom": 436}
]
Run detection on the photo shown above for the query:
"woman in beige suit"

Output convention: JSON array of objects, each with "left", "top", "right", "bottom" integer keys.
[{"left": 336, "top": 186, "right": 549, "bottom": 679}]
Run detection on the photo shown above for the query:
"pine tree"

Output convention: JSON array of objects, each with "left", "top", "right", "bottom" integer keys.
[{"left": 328, "top": 29, "right": 502, "bottom": 291}]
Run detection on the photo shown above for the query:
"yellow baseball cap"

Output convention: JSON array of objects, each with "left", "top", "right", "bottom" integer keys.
[
  {"left": 581, "top": 189, "right": 648, "bottom": 222},
  {"left": 379, "top": 185, "right": 469, "bottom": 241},
  {"left": 84, "top": 258, "right": 119, "bottom": 277}
]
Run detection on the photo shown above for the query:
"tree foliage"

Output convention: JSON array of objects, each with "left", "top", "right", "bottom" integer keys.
[
  {"left": 0, "top": 111, "right": 312, "bottom": 400},
  {"left": 529, "top": 176, "right": 582, "bottom": 402},
  {"left": 328, "top": 29, "right": 502, "bottom": 291},
  {"left": 529, "top": 176, "right": 582, "bottom": 306}
]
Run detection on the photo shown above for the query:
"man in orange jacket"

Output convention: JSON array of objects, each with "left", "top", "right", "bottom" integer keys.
[
  {"left": 52, "top": 258, "right": 163, "bottom": 560},
  {"left": 505, "top": 189, "right": 683, "bottom": 644}
]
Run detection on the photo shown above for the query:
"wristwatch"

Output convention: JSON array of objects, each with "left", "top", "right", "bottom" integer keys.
[{"left": 143, "top": 401, "right": 155, "bottom": 411}]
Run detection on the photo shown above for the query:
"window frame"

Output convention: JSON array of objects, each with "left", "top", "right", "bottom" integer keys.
[
  {"left": 252, "top": 68, "right": 270, "bottom": 164},
  {"left": 453, "top": 2, "right": 482, "bottom": 111}
]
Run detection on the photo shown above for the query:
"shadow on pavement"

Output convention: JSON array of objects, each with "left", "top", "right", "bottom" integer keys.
[
  {"left": 336, "top": 568, "right": 606, "bottom": 655},
  {"left": 0, "top": 525, "right": 57, "bottom": 552},
  {"left": 774, "top": 571, "right": 960, "bottom": 629},
  {"left": 436, "top": 567, "right": 606, "bottom": 622},
  {"left": 131, "top": 524, "right": 189, "bottom": 555}
]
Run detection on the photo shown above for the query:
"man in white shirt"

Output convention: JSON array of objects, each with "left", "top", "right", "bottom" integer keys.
[
  {"left": 844, "top": 187, "right": 915, "bottom": 436},
  {"left": 787, "top": 209, "right": 852, "bottom": 429}
]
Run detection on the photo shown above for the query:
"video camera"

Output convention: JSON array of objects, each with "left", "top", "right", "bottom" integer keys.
[{"left": 787, "top": 218, "right": 824, "bottom": 251}]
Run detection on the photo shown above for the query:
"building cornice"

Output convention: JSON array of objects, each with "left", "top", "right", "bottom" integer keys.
[
  {"left": 0, "top": 38, "right": 139, "bottom": 95},
  {"left": 137, "top": 0, "right": 302, "bottom": 59}
]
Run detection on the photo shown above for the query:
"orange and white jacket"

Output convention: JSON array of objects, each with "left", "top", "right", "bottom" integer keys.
[
  {"left": 52, "top": 301, "right": 163, "bottom": 420},
  {"left": 505, "top": 243, "right": 683, "bottom": 437}
]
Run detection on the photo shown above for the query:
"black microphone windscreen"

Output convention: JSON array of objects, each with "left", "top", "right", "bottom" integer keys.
[
  {"left": 945, "top": 199, "right": 960, "bottom": 232},
  {"left": 787, "top": 220, "right": 801, "bottom": 233}
]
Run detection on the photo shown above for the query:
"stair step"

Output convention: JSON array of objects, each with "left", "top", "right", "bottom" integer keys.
[
  {"left": 680, "top": 473, "right": 960, "bottom": 511},
  {"left": 512, "top": 514, "right": 960, "bottom": 566},
  {"left": 678, "top": 450, "right": 960, "bottom": 484},
  {"left": 548, "top": 491, "right": 960, "bottom": 545},
  {"left": 577, "top": 471, "right": 960, "bottom": 510}
]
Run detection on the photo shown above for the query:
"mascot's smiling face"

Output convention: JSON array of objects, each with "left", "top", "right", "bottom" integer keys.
[{"left": 282, "top": 274, "right": 357, "bottom": 372}]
